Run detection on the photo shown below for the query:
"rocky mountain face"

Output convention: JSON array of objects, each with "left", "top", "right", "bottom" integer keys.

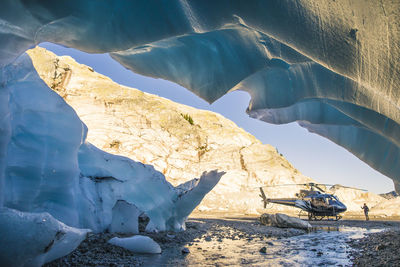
[
  {"left": 379, "top": 191, "right": 399, "bottom": 200},
  {"left": 27, "top": 47, "right": 398, "bottom": 217}
]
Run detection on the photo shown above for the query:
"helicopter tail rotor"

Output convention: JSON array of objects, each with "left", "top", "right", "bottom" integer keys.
[{"left": 259, "top": 187, "right": 269, "bottom": 208}]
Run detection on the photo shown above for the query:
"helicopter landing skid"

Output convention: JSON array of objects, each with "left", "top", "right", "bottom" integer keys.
[
  {"left": 307, "top": 213, "right": 342, "bottom": 221},
  {"left": 298, "top": 211, "right": 342, "bottom": 221}
]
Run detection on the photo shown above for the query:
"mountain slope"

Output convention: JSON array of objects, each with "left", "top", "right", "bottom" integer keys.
[
  {"left": 27, "top": 47, "right": 397, "bottom": 217},
  {"left": 28, "top": 47, "right": 315, "bottom": 214}
]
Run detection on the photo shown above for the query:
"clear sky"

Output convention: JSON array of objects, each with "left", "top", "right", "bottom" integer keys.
[{"left": 39, "top": 42, "right": 394, "bottom": 194}]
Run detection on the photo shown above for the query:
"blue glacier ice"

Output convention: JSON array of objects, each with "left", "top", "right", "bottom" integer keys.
[
  {"left": 0, "top": 53, "right": 225, "bottom": 264},
  {"left": 0, "top": 0, "right": 399, "bottom": 265},
  {"left": 0, "top": 207, "right": 90, "bottom": 267}
]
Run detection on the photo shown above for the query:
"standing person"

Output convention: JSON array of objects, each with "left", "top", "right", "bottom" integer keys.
[{"left": 361, "top": 203, "right": 369, "bottom": 221}]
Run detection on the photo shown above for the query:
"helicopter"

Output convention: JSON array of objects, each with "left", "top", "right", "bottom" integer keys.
[{"left": 259, "top": 182, "right": 366, "bottom": 221}]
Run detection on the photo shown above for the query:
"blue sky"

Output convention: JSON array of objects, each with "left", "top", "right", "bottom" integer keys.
[{"left": 39, "top": 42, "right": 394, "bottom": 194}]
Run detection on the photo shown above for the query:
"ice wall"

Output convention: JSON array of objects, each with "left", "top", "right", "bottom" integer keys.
[
  {"left": 0, "top": 0, "right": 398, "bottom": 188},
  {"left": 0, "top": 53, "right": 225, "bottom": 264},
  {"left": 2, "top": 53, "right": 85, "bottom": 226}
]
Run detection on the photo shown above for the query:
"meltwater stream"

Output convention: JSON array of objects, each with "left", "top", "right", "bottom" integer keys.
[
  {"left": 138, "top": 226, "right": 381, "bottom": 266},
  {"left": 261, "top": 227, "right": 381, "bottom": 266}
]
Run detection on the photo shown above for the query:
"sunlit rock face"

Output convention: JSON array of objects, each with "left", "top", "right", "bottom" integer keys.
[
  {"left": 27, "top": 47, "right": 315, "bottom": 215},
  {"left": 1, "top": 0, "right": 399, "bottom": 189},
  {"left": 27, "top": 47, "right": 400, "bottom": 217}
]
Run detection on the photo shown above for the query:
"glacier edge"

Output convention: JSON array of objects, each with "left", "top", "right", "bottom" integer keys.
[{"left": 0, "top": 52, "right": 225, "bottom": 265}]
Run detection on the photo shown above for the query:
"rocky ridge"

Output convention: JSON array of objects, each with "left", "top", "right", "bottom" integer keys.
[{"left": 27, "top": 47, "right": 398, "bottom": 216}]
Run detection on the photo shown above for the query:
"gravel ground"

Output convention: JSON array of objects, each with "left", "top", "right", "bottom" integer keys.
[
  {"left": 45, "top": 217, "right": 305, "bottom": 266},
  {"left": 45, "top": 216, "right": 400, "bottom": 266},
  {"left": 44, "top": 232, "right": 143, "bottom": 267},
  {"left": 348, "top": 229, "right": 400, "bottom": 266}
]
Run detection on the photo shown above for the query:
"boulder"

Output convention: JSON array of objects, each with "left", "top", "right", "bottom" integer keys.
[
  {"left": 260, "top": 213, "right": 311, "bottom": 230},
  {"left": 260, "top": 213, "right": 278, "bottom": 226}
]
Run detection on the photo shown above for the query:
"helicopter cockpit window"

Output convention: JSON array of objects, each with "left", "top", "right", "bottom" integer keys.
[{"left": 314, "top": 197, "right": 327, "bottom": 206}]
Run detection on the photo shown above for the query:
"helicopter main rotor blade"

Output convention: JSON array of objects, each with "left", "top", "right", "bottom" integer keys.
[
  {"left": 314, "top": 185, "right": 326, "bottom": 193},
  {"left": 331, "top": 184, "right": 368, "bottom": 192},
  {"left": 260, "top": 183, "right": 310, "bottom": 188}
]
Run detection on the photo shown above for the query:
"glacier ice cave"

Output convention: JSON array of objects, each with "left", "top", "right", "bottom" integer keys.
[{"left": 0, "top": 0, "right": 400, "bottom": 265}]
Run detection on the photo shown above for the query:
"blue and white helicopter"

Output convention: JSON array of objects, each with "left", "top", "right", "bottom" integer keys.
[{"left": 259, "top": 183, "right": 364, "bottom": 221}]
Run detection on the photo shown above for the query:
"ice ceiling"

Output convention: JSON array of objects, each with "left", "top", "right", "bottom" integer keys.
[
  {"left": 0, "top": 0, "right": 399, "bottom": 264},
  {"left": 1, "top": 2, "right": 400, "bottom": 207}
]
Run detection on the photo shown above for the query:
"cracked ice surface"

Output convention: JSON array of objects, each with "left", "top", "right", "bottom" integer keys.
[{"left": 0, "top": 0, "right": 399, "bottom": 187}]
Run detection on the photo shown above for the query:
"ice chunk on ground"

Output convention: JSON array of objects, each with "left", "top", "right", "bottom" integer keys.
[
  {"left": 108, "top": 235, "right": 161, "bottom": 254},
  {"left": 0, "top": 208, "right": 90, "bottom": 267}
]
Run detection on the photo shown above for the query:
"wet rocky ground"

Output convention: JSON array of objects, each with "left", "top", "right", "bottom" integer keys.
[
  {"left": 46, "top": 216, "right": 400, "bottom": 266},
  {"left": 348, "top": 228, "right": 400, "bottom": 266},
  {"left": 44, "top": 232, "right": 143, "bottom": 267}
]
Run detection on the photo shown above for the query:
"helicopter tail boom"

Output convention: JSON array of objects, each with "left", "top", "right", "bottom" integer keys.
[
  {"left": 266, "top": 198, "right": 298, "bottom": 207},
  {"left": 259, "top": 187, "right": 298, "bottom": 209}
]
